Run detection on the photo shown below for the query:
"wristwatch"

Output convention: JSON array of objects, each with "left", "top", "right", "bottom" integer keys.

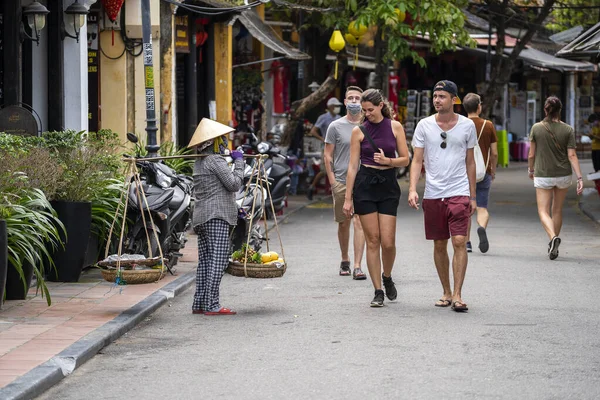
[{"left": 470, "top": 197, "right": 476, "bottom": 201}]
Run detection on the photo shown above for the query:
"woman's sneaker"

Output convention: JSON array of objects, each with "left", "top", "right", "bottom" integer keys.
[
  {"left": 548, "top": 236, "right": 561, "bottom": 260},
  {"left": 382, "top": 274, "right": 397, "bottom": 301},
  {"left": 370, "top": 289, "right": 385, "bottom": 307}
]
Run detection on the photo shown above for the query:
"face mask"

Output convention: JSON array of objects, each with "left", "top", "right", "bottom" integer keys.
[
  {"left": 346, "top": 103, "right": 362, "bottom": 115},
  {"left": 333, "top": 106, "right": 341, "bottom": 115}
]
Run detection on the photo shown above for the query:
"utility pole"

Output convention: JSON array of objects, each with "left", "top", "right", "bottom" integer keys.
[{"left": 141, "top": 0, "right": 159, "bottom": 156}]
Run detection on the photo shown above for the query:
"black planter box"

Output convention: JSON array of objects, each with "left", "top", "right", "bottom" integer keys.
[
  {"left": 0, "top": 220, "right": 7, "bottom": 306},
  {"left": 5, "top": 260, "right": 34, "bottom": 301},
  {"left": 47, "top": 201, "right": 92, "bottom": 282}
]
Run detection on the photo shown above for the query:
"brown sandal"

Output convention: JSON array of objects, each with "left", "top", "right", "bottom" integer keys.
[{"left": 352, "top": 268, "right": 366, "bottom": 280}]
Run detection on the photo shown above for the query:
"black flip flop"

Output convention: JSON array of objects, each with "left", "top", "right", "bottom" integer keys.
[
  {"left": 451, "top": 301, "right": 469, "bottom": 312},
  {"left": 435, "top": 299, "right": 452, "bottom": 307}
]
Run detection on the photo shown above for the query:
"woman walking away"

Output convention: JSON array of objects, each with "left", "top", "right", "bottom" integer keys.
[
  {"left": 528, "top": 96, "right": 583, "bottom": 260},
  {"left": 189, "top": 118, "right": 245, "bottom": 315},
  {"left": 343, "top": 89, "right": 410, "bottom": 307}
]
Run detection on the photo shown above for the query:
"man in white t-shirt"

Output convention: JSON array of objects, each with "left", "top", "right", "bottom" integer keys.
[
  {"left": 408, "top": 80, "right": 477, "bottom": 312},
  {"left": 324, "top": 86, "right": 366, "bottom": 279}
]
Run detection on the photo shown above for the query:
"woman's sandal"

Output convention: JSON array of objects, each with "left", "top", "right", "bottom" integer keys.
[
  {"left": 353, "top": 268, "right": 367, "bottom": 280},
  {"left": 204, "top": 307, "right": 237, "bottom": 315},
  {"left": 435, "top": 299, "right": 452, "bottom": 307}
]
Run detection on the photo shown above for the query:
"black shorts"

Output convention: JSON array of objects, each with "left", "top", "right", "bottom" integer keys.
[{"left": 352, "top": 166, "right": 401, "bottom": 216}]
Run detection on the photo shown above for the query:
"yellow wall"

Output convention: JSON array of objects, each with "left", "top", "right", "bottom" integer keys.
[
  {"left": 99, "top": 30, "right": 128, "bottom": 141},
  {"left": 214, "top": 22, "right": 232, "bottom": 126}
]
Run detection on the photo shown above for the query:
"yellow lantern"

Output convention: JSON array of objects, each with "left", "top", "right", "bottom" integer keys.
[
  {"left": 329, "top": 29, "right": 345, "bottom": 79},
  {"left": 344, "top": 33, "right": 360, "bottom": 46},
  {"left": 348, "top": 21, "right": 367, "bottom": 37},
  {"left": 344, "top": 34, "right": 361, "bottom": 71},
  {"left": 394, "top": 8, "right": 406, "bottom": 23}
]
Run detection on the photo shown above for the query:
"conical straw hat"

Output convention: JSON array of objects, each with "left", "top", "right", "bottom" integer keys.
[{"left": 187, "top": 118, "right": 235, "bottom": 148}]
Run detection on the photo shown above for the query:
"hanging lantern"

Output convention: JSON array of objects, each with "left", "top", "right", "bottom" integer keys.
[
  {"left": 395, "top": 8, "right": 406, "bottom": 23},
  {"left": 344, "top": 34, "right": 360, "bottom": 71},
  {"left": 101, "top": 0, "right": 125, "bottom": 45},
  {"left": 101, "top": 0, "right": 124, "bottom": 22},
  {"left": 329, "top": 29, "right": 345, "bottom": 79},
  {"left": 348, "top": 21, "right": 368, "bottom": 37}
]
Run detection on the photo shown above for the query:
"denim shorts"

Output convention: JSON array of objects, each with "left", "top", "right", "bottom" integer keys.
[{"left": 476, "top": 173, "right": 493, "bottom": 208}]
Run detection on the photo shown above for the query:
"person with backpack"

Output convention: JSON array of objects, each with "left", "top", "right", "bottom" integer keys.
[
  {"left": 462, "top": 93, "right": 498, "bottom": 253},
  {"left": 342, "top": 89, "right": 410, "bottom": 307}
]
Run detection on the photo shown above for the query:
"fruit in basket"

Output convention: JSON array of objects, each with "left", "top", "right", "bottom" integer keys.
[
  {"left": 261, "top": 253, "right": 271, "bottom": 263},
  {"left": 251, "top": 252, "right": 262, "bottom": 263}
]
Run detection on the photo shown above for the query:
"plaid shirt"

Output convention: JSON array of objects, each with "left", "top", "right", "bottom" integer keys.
[{"left": 192, "top": 155, "right": 245, "bottom": 226}]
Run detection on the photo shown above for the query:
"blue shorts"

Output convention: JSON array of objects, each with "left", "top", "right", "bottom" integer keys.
[{"left": 476, "top": 173, "right": 492, "bottom": 208}]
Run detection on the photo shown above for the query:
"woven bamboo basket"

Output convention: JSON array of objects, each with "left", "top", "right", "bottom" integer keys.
[
  {"left": 226, "top": 261, "right": 287, "bottom": 278},
  {"left": 101, "top": 268, "right": 164, "bottom": 284}
]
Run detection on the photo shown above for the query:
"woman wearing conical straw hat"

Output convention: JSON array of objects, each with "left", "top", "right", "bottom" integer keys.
[{"left": 189, "top": 118, "right": 244, "bottom": 315}]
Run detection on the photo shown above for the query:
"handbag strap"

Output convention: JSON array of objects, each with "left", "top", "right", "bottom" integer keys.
[
  {"left": 359, "top": 125, "right": 379, "bottom": 153},
  {"left": 542, "top": 122, "right": 564, "bottom": 152},
  {"left": 478, "top": 119, "right": 491, "bottom": 170}
]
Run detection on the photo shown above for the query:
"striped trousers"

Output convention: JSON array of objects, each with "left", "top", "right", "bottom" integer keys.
[{"left": 193, "top": 219, "right": 231, "bottom": 312}]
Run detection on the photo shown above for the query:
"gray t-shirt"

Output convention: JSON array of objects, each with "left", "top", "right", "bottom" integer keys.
[
  {"left": 314, "top": 112, "right": 340, "bottom": 137},
  {"left": 413, "top": 114, "right": 477, "bottom": 199},
  {"left": 325, "top": 117, "right": 357, "bottom": 184}
]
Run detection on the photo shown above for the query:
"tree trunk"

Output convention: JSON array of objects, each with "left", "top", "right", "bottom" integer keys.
[
  {"left": 372, "top": 27, "right": 386, "bottom": 90},
  {"left": 281, "top": 54, "right": 348, "bottom": 146},
  {"left": 480, "top": 0, "right": 557, "bottom": 119}
]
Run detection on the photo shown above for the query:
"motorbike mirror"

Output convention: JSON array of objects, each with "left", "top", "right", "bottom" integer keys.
[{"left": 127, "top": 132, "right": 139, "bottom": 143}]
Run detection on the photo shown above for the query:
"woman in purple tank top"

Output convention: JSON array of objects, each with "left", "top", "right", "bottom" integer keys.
[{"left": 342, "top": 89, "right": 410, "bottom": 307}]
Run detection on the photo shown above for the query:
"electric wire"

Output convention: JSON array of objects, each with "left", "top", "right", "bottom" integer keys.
[{"left": 161, "top": 0, "right": 264, "bottom": 15}]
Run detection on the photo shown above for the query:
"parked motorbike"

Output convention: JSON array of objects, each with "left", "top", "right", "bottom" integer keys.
[
  {"left": 123, "top": 133, "right": 192, "bottom": 272},
  {"left": 255, "top": 140, "right": 292, "bottom": 219},
  {"left": 229, "top": 159, "right": 267, "bottom": 253}
]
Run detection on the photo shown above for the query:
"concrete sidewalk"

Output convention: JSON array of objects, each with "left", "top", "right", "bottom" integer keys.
[{"left": 0, "top": 195, "right": 312, "bottom": 400}]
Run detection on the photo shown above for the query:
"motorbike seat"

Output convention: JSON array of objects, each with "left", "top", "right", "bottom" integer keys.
[
  {"left": 269, "top": 163, "right": 292, "bottom": 179},
  {"left": 142, "top": 186, "right": 175, "bottom": 210}
]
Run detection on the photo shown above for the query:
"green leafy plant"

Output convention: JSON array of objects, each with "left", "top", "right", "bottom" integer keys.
[
  {"left": 0, "top": 185, "right": 64, "bottom": 305},
  {"left": 131, "top": 138, "right": 194, "bottom": 175}
]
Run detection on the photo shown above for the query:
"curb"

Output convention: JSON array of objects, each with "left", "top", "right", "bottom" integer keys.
[{"left": 0, "top": 271, "right": 196, "bottom": 400}]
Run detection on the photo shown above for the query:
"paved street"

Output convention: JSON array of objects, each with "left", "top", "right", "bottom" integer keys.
[{"left": 39, "top": 162, "right": 600, "bottom": 400}]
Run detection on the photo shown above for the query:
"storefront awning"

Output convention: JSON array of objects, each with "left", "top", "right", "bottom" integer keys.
[
  {"left": 462, "top": 46, "right": 596, "bottom": 72},
  {"left": 508, "top": 46, "right": 596, "bottom": 72},
  {"left": 229, "top": 11, "right": 310, "bottom": 61},
  {"left": 556, "top": 22, "right": 600, "bottom": 59}
]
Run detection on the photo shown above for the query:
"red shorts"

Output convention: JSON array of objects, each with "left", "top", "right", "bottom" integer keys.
[{"left": 422, "top": 196, "right": 470, "bottom": 240}]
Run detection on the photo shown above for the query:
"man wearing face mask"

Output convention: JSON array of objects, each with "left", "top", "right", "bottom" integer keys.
[
  {"left": 323, "top": 86, "right": 367, "bottom": 278},
  {"left": 307, "top": 97, "right": 342, "bottom": 200}
]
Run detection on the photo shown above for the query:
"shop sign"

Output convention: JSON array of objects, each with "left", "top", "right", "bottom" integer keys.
[
  {"left": 175, "top": 15, "right": 190, "bottom": 53},
  {"left": 88, "top": 13, "right": 100, "bottom": 132},
  {"left": 0, "top": 106, "right": 38, "bottom": 136}
]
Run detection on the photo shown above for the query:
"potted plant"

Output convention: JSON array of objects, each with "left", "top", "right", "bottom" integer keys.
[
  {"left": 0, "top": 219, "right": 7, "bottom": 307},
  {"left": 43, "top": 130, "right": 124, "bottom": 282},
  {"left": 1, "top": 188, "right": 64, "bottom": 304},
  {"left": 0, "top": 141, "right": 64, "bottom": 304}
]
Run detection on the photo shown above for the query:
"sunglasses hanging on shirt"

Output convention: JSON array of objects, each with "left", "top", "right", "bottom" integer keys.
[{"left": 440, "top": 132, "right": 447, "bottom": 149}]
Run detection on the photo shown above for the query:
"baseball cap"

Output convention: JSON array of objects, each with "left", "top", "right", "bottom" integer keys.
[
  {"left": 326, "top": 97, "right": 342, "bottom": 106},
  {"left": 433, "top": 80, "right": 461, "bottom": 104}
]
